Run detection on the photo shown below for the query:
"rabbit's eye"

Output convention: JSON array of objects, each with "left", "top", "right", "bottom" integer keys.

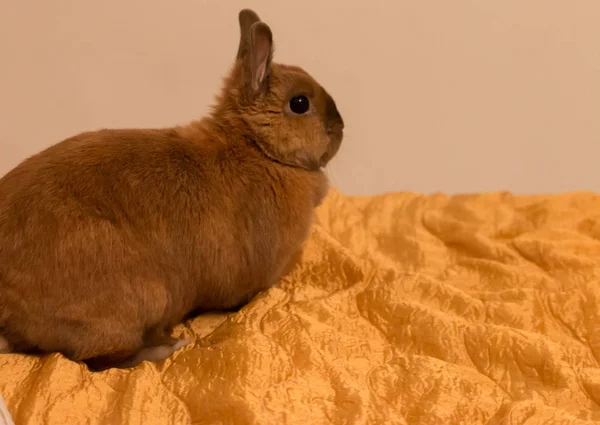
[{"left": 289, "top": 95, "right": 310, "bottom": 114}]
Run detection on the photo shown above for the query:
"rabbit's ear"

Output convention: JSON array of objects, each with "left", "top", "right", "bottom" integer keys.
[
  {"left": 236, "top": 10, "right": 273, "bottom": 97},
  {"left": 236, "top": 9, "right": 261, "bottom": 60},
  {"left": 246, "top": 22, "right": 273, "bottom": 94}
]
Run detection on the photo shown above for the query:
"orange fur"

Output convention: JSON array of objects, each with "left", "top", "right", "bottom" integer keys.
[
  {"left": 0, "top": 336, "right": 10, "bottom": 354},
  {"left": 0, "top": 9, "right": 343, "bottom": 370}
]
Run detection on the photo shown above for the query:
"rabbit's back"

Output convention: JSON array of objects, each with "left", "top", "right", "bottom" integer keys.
[{"left": 0, "top": 126, "right": 325, "bottom": 358}]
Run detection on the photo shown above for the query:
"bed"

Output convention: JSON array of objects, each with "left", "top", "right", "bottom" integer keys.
[{"left": 1, "top": 189, "right": 600, "bottom": 425}]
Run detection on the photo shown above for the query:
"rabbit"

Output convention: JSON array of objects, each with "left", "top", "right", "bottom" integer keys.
[{"left": 0, "top": 9, "right": 343, "bottom": 371}]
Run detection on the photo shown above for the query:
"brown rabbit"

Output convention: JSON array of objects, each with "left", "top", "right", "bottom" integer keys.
[{"left": 0, "top": 9, "right": 343, "bottom": 370}]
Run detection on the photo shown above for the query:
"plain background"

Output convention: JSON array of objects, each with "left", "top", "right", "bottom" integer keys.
[{"left": 1, "top": 0, "right": 599, "bottom": 196}]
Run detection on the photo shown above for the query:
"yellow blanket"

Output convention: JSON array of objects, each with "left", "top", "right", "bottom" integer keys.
[{"left": 1, "top": 190, "right": 600, "bottom": 425}]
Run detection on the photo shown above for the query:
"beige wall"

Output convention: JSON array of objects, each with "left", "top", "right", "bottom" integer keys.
[{"left": 1, "top": 1, "right": 599, "bottom": 195}]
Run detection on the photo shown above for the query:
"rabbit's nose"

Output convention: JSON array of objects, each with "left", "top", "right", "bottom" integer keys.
[
  {"left": 327, "top": 121, "right": 344, "bottom": 138},
  {"left": 323, "top": 89, "right": 344, "bottom": 130},
  {"left": 326, "top": 101, "right": 343, "bottom": 129}
]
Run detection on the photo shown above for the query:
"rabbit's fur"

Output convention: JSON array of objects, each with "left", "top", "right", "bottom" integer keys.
[{"left": 0, "top": 9, "right": 343, "bottom": 370}]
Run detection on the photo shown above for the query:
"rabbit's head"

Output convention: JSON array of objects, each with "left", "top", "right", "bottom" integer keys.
[{"left": 213, "top": 9, "right": 344, "bottom": 171}]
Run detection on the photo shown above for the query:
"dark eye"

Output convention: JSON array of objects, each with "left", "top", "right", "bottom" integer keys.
[{"left": 289, "top": 95, "right": 310, "bottom": 114}]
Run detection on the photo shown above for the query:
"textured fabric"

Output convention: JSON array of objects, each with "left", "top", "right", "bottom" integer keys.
[
  {"left": 1, "top": 189, "right": 600, "bottom": 425},
  {"left": 0, "top": 394, "right": 14, "bottom": 425}
]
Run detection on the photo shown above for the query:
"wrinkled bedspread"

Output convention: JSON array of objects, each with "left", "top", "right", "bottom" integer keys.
[{"left": 1, "top": 190, "right": 600, "bottom": 425}]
